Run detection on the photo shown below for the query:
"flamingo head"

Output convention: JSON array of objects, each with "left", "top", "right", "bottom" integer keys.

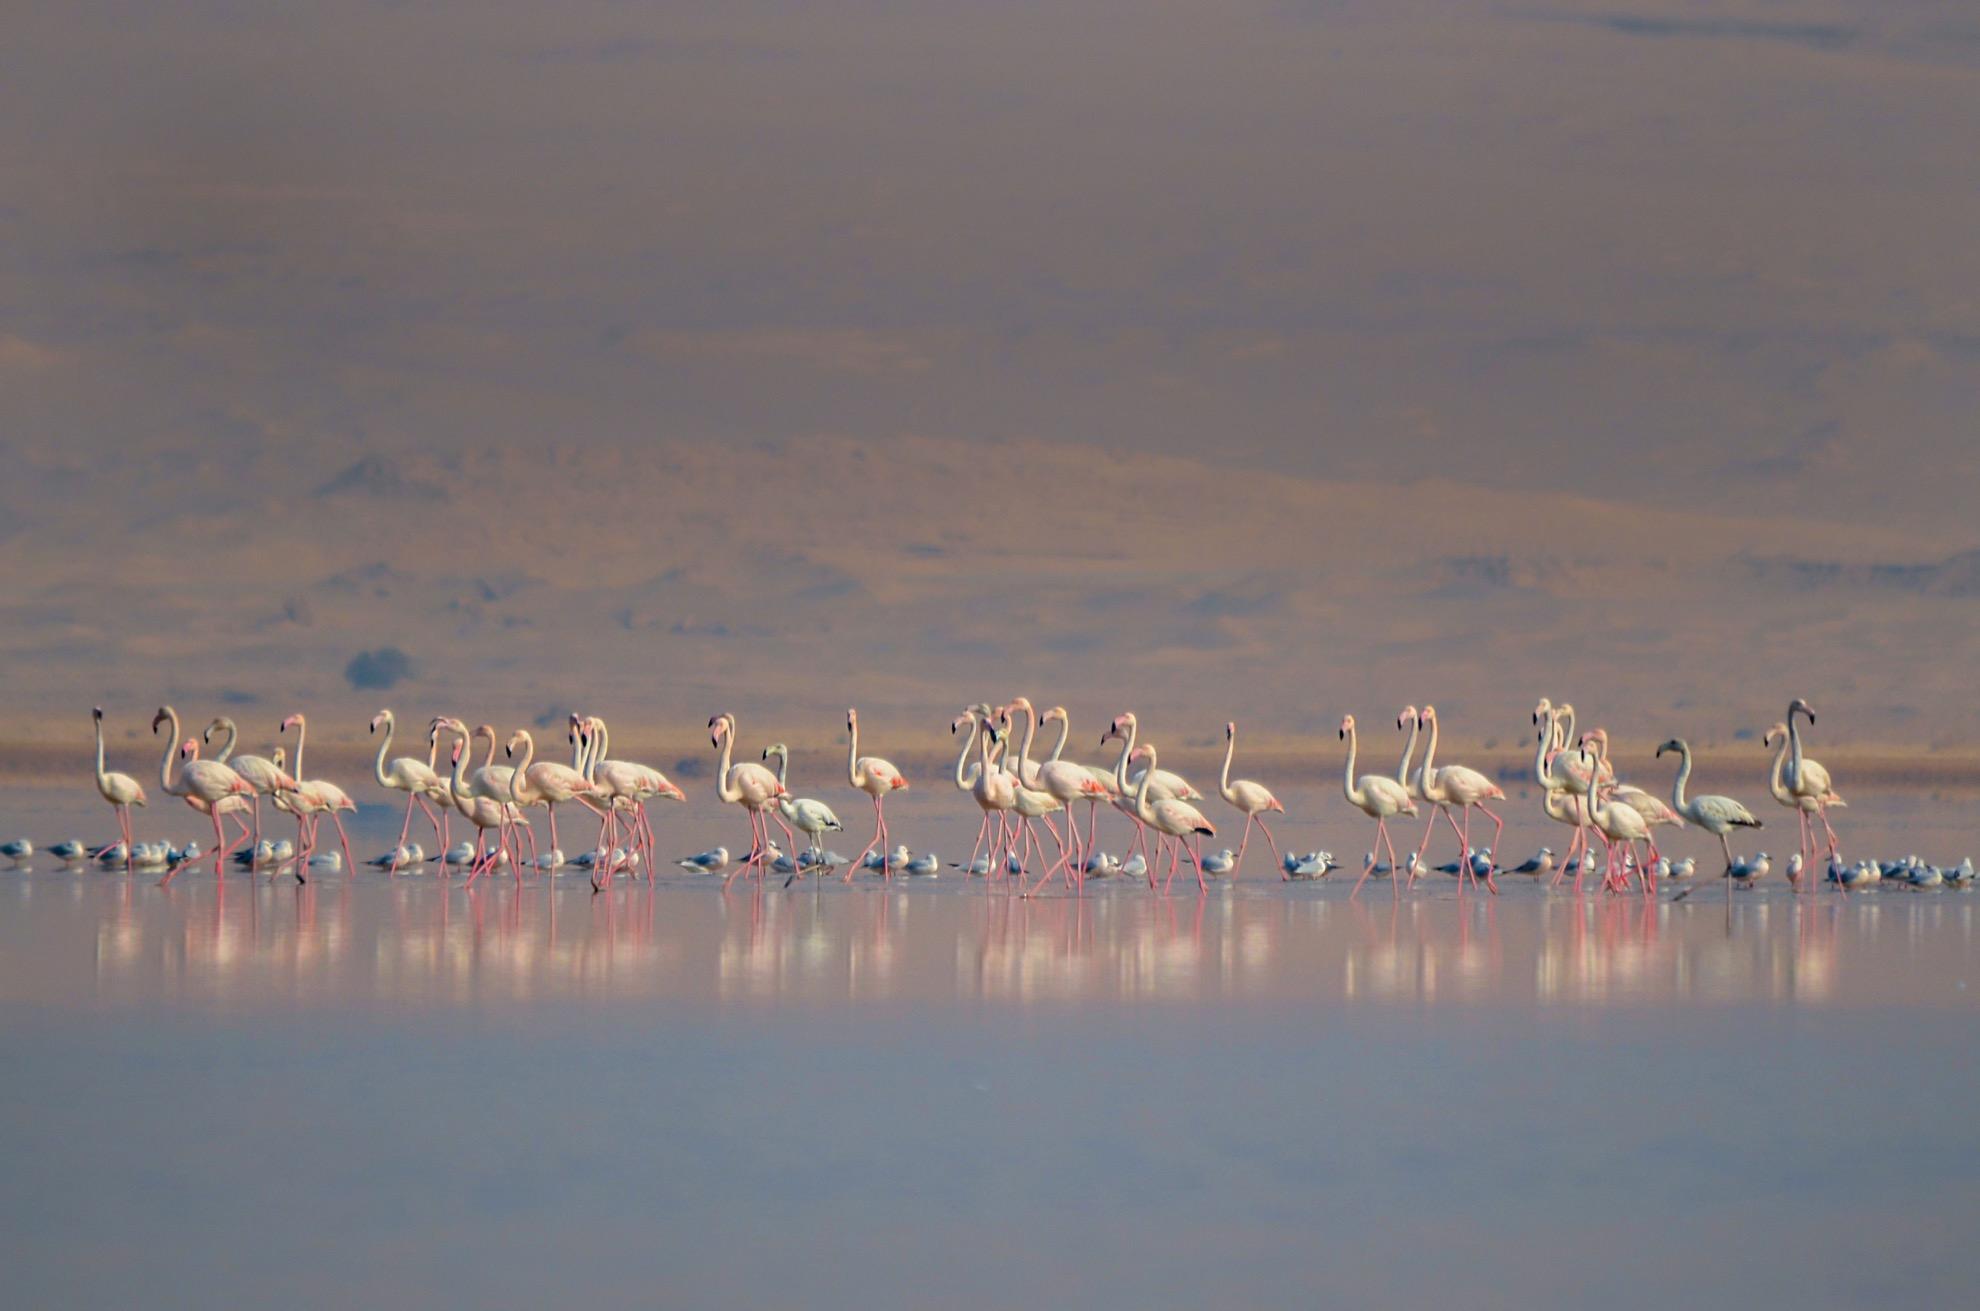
[
  {"left": 1042, "top": 705, "right": 1068, "bottom": 726},
  {"left": 450, "top": 741, "right": 464, "bottom": 765},
  {"left": 1398, "top": 705, "right": 1418, "bottom": 730},
  {"left": 280, "top": 714, "right": 304, "bottom": 734},
  {"left": 369, "top": 711, "right": 389, "bottom": 734},
  {"left": 179, "top": 739, "right": 198, "bottom": 760},
  {"left": 1532, "top": 697, "right": 1552, "bottom": 726},
  {"left": 847, "top": 708, "right": 858, "bottom": 728},
  {"left": 950, "top": 714, "right": 972, "bottom": 736},
  {"left": 1656, "top": 738, "right": 1682, "bottom": 758},
  {"left": 93, "top": 705, "right": 104, "bottom": 722},
  {"left": 505, "top": 729, "right": 527, "bottom": 758},
  {"left": 1225, "top": 721, "right": 1236, "bottom": 738},
  {"left": 708, "top": 714, "right": 728, "bottom": 746},
  {"left": 1339, "top": 714, "right": 1355, "bottom": 739},
  {"left": 151, "top": 708, "right": 171, "bottom": 734},
  {"left": 1419, "top": 705, "right": 1437, "bottom": 725},
  {"left": 1789, "top": 697, "right": 1815, "bottom": 724}
]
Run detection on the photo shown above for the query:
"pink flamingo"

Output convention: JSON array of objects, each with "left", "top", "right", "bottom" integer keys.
[
  {"left": 279, "top": 714, "right": 358, "bottom": 875},
  {"left": 1123, "top": 744, "right": 1216, "bottom": 894},
  {"left": 1410, "top": 705, "right": 1505, "bottom": 893},
  {"left": 151, "top": 706, "right": 255, "bottom": 876},
  {"left": 1782, "top": 698, "right": 1844, "bottom": 870},
  {"left": 1340, "top": 714, "right": 1419, "bottom": 898},
  {"left": 845, "top": 707, "right": 909, "bottom": 878},
  {"left": 709, "top": 713, "right": 793, "bottom": 885},
  {"left": 203, "top": 716, "right": 301, "bottom": 848},
  {"left": 580, "top": 716, "right": 684, "bottom": 878},
  {"left": 92, "top": 707, "right": 147, "bottom": 867},
  {"left": 1034, "top": 705, "right": 1116, "bottom": 871},
  {"left": 1023, "top": 704, "right": 1111, "bottom": 889},
  {"left": 1217, "top": 721, "right": 1285, "bottom": 876},
  {"left": 505, "top": 728, "right": 607, "bottom": 864},
  {"left": 957, "top": 711, "right": 1016, "bottom": 876},
  {"left": 369, "top": 710, "right": 448, "bottom": 872},
  {"left": 442, "top": 731, "right": 528, "bottom": 883},
  {"left": 1580, "top": 733, "right": 1658, "bottom": 896}
]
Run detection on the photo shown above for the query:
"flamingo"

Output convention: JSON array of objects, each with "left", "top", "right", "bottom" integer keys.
[
  {"left": 1019, "top": 704, "right": 1112, "bottom": 886},
  {"left": 505, "top": 728, "right": 607, "bottom": 866},
  {"left": 1217, "top": 721, "right": 1285, "bottom": 875},
  {"left": 203, "top": 716, "right": 301, "bottom": 848},
  {"left": 441, "top": 733, "right": 528, "bottom": 883},
  {"left": 1655, "top": 738, "right": 1762, "bottom": 874},
  {"left": 151, "top": 706, "right": 256, "bottom": 876},
  {"left": 845, "top": 708, "right": 910, "bottom": 878},
  {"left": 579, "top": 716, "right": 684, "bottom": 873},
  {"left": 91, "top": 707, "right": 147, "bottom": 866},
  {"left": 1340, "top": 713, "right": 1419, "bottom": 899},
  {"left": 1124, "top": 744, "right": 1217, "bottom": 894},
  {"left": 279, "top": 714, "right": 359, "bottom": 876},
  {"left": 1580, "top": 735, "right": 1657, "bottom": 896},
  {"left": 369, "top": 710, "right": 448, "bottom": 872},
  {"left": 1762, "top": 720, "right": 1845, "bottom": 888},
  {"left": 761, "top": 742, "right": 845, "bottom": 868},
  {"left": 1410, "top": 706, "right": 1506, "bottom": 891},
  {"left": 958, "top": 711, "right": 1016, "bottom": 877},
  {"left": 709, "top": 713, "right": 794, "bottom": 885},
  {"left": 1034, "top": 704, "right": 1116, "bottom": 872},
  {"left": 1781, "top": 698, "right": 1844, "bottom": 867}
]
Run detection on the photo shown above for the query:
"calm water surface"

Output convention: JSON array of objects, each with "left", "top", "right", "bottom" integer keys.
[{"left": 3, "top": 781, "right": 1977, "bottom": 1308}]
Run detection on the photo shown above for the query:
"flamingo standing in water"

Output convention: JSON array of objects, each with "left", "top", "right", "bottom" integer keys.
[
  {"left": 203, "top": 716, "right": 300, "bottom": 848},
  {"left": 1411, "top": 706, "right": 1505, "bottom": 892},
  {"left": 1217, "top": 721, "right": 1285, "bottom": 876},
  {"left": 709, "top": 713, "right": 793, "bottom": 885},
  {"left": 151, "top": 706, "right": 255, "bottom": 875},
  {"left": 1763, "top": 719, "right": 1844, "bottom": 887},
  {"left": 92, "top": 707, "right": 147, "bottom": 867},
  {"left": 369, "top": 710, "right": 448, "bottom": 872},
  {"left": 441, "top": 732, "right": 528, "bottom": 883},
  {"left": 1579, "top": 735, "right": 1657, "bottom": 895},
  {"left": 505, "top": 728, "right": 607, "bottom": 866},
  {"left": 845, "top": 708, "right": 909, "bottom": 878},
  {"left": 1124, "top": 744, "right": 1217, "bottom": 894},
  {"left": 580, "top": 716, "right": 685, "bottom": 875},
  {"left": 1034, "top": 705, "right": 1116, "bottom": 872},
  {"left": 1656, "top": 737, "right": 1762, "bottom": 874},
  {"left": 279, "top": 713, "right": 359, "bottom": 875},
  {"left": 1782, "top": 698, "right": 1844, "bottom": 868},
  {"left": 1340, "top": 714, "right": 1419, "bottom": 898},
  {"left": 952, "top": 710, "right": 1012, "bottom": 875}
]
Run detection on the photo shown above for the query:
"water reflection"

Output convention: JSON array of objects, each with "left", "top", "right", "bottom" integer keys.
[{"left": 3, "top": 871, "right": 1972, "bottom": 1010}]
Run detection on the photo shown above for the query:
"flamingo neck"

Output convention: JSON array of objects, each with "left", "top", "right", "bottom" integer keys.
[
  {"left": 94, "top": 716, "right": 109, "bottom": 788},
  {"left": 373, "top": 714, "right": 395, "bottom": 788},
  {"left": 714, "top": 722, "right": 741, "bottom": 803},
  {"left": 1047, "top": 713, "right": 1070, "bottom": 764},
  {"left": 211, "top": 717, "right": 239, "bottom": 764},
  {"left": 1419, "top": 715, "right": 1441, "bottom": 796},
  {"left": 1342, "top": 726, "right": 1362, "bottom": 805},
  {"left": 1134, "top": 748, "right": 1158, "bottom": 822},
  {"left": 156, "top": 707, "right": 181, "bottom": 794},
  {"left": 952, "top": 718, "right": 979, "bottom": 789},
  {"left": 1786, "top": 706, "right": 1806, "bottom": 785},
  {"left": 1669, "top": 743, "right": 1692, "bottom": 812},
  {"left": 1767, "top": 734, "right": 1793, "bottom": 805},
  {"left": 509, "top": 733, "right": 535, "bottom": 804},
  {"left": 1113, "top": 717, "right": 1139, "bottom": 793},
  {"left": 1219, "top": 730, "right": 1237, "bottom": 801},
  {"left": 1395, "top": 715, "right": 1420, "bottom": 789},
  {"left": 291, "top": 716, "right": 309, "bottom": 780}
]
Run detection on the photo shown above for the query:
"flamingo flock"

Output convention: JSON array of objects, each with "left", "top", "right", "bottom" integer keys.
[{"left": 35, "top": 695, "right": 1971, "bottom": 899}]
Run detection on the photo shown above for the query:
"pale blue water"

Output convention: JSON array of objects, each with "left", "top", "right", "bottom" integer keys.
[{"left": 2, "top": 782, "right": 1976, "bottom": 1308}]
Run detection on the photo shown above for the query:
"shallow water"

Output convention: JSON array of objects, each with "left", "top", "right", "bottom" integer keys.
[{"left": 3, "top": 781, "right": 1977, "bottom": 1308}]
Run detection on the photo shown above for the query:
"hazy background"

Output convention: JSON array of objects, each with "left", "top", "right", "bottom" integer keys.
[{"left": 5, "top": 1, "right": 1978, "bottom": 770}]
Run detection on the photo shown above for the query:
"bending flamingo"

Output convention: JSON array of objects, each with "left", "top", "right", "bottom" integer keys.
[{"left": 203, "top": 716, "right": 301, "bottom": 848}]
